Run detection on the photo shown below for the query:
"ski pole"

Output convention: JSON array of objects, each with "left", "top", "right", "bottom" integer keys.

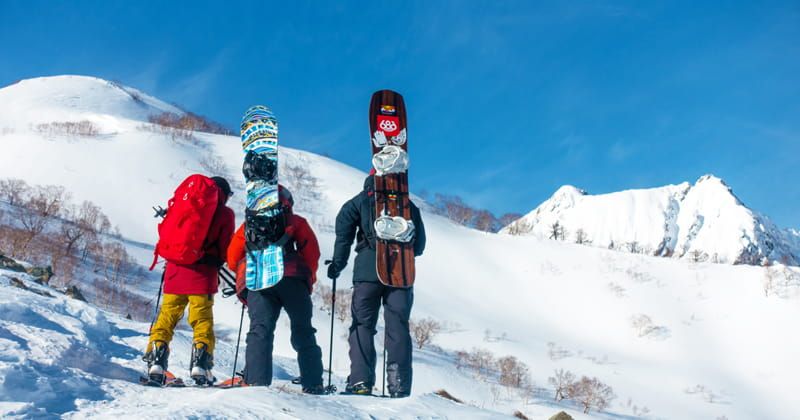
[
  {"left": 148, "top": 268, "right": 166, "bottom": 334},
  {"left": 231, "top": 302, "right": 245, "bottom": 384},
  {"left": 382, "top": 346, "right": 387, "bottom": 397},
  {"left": 325, "top": 259, "right": 336, "bottom": 392}
]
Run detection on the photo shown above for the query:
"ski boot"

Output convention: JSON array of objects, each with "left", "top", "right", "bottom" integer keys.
[
  {"left": 342, "top": 381, "right": 372, "bottom": 396},
  {"left": 143, "top": 340, "right": 170, "bottom": 385},
  {"left": 190, "top": 342, "right": 215, "bottom": 386},
  {"left": 389, "top": 390, "right": 410, "bottom": 398},
  {"left": 302, "top": 384, "right": 328, "bottom": 395}
]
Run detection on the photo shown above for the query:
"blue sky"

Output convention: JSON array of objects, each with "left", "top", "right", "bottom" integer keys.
[{"left": 1, "top": 1, "right": 798, "bottom": 227}]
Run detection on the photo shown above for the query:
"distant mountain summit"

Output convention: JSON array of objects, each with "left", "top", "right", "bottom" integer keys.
[
  {"left": 501, "top": 175, "right": 799, "bottom": 266},
  {"left": 0, "top": 75, "right": 181, "bottom": 128}
]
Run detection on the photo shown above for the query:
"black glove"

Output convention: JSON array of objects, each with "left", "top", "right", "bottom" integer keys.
[{"left": 327, "top": 261, "right": 342, "bottom": 280}]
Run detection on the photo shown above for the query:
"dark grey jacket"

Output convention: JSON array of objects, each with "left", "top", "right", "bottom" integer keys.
[{"left": 332, "top": 175, "right": 426, "bottom": 283}]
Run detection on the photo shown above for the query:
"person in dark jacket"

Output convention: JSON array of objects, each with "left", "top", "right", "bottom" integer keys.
[
  {"left": 226, "top": 185, "right": 326, "bottom": 394},
  {"left": 145, "top": 176, "right": 236, "bottom": 385},
  {"left": 327, "top": 173, "right": 426, "bottom": 397}
]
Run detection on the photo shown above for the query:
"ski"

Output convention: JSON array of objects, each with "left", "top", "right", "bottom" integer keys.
[
  {"left": 338, "top": 391, "right": 390, "bottom": 398},
  {"left": 138, "top": 371, "right": 186, "bottom": 388},
  {"left": 369, "top": 90, "right": 415, "bottom": 287},
  {"left": 240, "top": 105, "right": 286, "bottom": 290},
  {"left": 214, "top": 376, "right": 248, "bottom": 389}
]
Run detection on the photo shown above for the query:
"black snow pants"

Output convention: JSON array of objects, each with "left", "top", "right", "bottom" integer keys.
[
  {"left": 244, "top": 276, "right": 323, "bottom": 388},
  {"left": 348, "top": 281, "right": 414, "bottom": 394}
]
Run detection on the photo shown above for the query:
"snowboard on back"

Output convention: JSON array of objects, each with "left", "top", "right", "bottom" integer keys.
[
  {"left": 241, "top": 105, "right": 285, "bottom": 290},
  {"left": 369, "top": 90, "right": 416, "bottom": 288}
]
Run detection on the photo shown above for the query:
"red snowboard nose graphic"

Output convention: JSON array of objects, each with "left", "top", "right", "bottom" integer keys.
[{"left": 377, "top": 115, "right": 400, "bottom": 136}]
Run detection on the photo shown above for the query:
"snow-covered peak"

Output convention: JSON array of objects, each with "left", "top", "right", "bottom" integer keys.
[
  {"left": 691, "top": 174, "right": 741, "bottom": 205},
  {"left": 503, "top": 175, "right": 798, "bottom": 266},
  {"left": 0, "top": 75, "right": 181, "bottom": 128},
  {"left": 553, "top": 185, "right": 586, "bottom": 202}
]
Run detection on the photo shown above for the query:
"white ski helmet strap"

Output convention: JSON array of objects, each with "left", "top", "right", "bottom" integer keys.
[
  {"left": 374, "top": 216, "right": 415, "bottom": 243},
  {"left": 371, "top": 145, "right": 409, "bottom": 176}
]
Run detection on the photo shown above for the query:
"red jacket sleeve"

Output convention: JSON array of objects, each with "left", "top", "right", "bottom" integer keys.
[
  {"left": 227, "top": 223, "right": 246, "bottom": 273},
  {"left": 292, "top": 215, "right": 320, "bottom": 286}
]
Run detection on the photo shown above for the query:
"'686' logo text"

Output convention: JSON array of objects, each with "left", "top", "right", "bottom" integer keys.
[{"left": 377, "top": 116, "right": 400, "bottom": 136}]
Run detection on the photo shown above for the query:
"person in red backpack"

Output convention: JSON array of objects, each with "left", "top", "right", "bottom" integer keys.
[
  {"left": 226, "top": 185, "right": 325, "bottom": 394},
  {"left": 145, "top": 176, "right": 235, "bottom": 386}
]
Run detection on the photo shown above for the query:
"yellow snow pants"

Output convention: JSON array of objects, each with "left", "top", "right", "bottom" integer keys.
[{"left": 147, "top": 294, "right": 215, "bottom": 354}]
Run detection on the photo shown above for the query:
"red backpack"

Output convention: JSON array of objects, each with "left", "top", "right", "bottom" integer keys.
[{"left": 149, "top": 174, "right": 220, "bottom": 270}]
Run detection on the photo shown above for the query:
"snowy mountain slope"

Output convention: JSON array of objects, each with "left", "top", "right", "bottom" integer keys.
[
  {"left": 0, "top": 267, "right": 520, "bottom": 419},
  {"left": 501, "top": 176, "right": 799, "bottom": 266},
  {"left": 1, "top": 75, "right": 799, "bottom": 419},
  {"left": 0, "top": 75, "right": 181, "bottom": 131}
]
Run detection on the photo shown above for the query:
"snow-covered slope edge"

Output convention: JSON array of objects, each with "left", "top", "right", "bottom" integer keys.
[
  {"left": 502, "top": 175, "right": 799, "bottom": 266},
  {"left": 0, "top": 264, "right": 530, "bottom": 419}
]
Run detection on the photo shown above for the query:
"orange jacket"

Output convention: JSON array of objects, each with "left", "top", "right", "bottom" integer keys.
[{"left": 227, "top": 213, "right": 320, "bottom": 293}]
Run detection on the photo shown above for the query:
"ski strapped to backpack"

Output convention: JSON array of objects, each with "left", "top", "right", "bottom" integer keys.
[{"left": 149, "top": 174, "right": 220, "bottom": 270}]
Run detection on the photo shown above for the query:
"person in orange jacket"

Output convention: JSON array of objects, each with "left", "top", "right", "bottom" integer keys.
[{"left": 227, "top": 185, "right": 325, "bottom": 394}]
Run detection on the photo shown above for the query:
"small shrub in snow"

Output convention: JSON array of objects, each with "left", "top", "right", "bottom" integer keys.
[
  {"left": 199, "top": 154, "right": 229, "bottom": 177},
  {"left": 548, "top": 221, "right": 566, "bottom": 241},
  {"left": 546, "top": 342, "right": 573, "bottom": 361},
  {"left": 689, "top": 249, "right": 707, "bottom": 263},
  {"left": 568, "top": 376, "right": 615, "bottom": 414},
  {"left": 684, "top": 384, "right": 721, "bottom": 403},
  {"left": 433, "top": 389, "right": 463, "bottom": 403},
  {"left": 314, "top": 284, "right": 351, "bottom": 322},
  {"left": 148, "top": 111, "right": 230, "bottom": 135},
  {"left": 513, "top": 410, "right": 530, "bottom": 419},
  {"left": 505, "top": 219, "right": 533, "bottom": 235},
  {"left": 283, "top": 160, "right": 323, "bottom": 215},
  {"left": 548, "top": 412, "right": 574, "bottom": 420},
  {"left": 497, "top": 355, "right": 531, "bottom": 389},
  {"left": 138, "top": 123, "right": 195, "bottom": 143},
  {"left": 0, "top": 178, "right": 29, "bottom": 206},
  {"left": 548, "top": 368, "right": 575, "bottom": 401},
  {"left": 607, "top": 282, "right": 626, "bottom": 297},
  {"left": 334, "top": 291, "right": 351, "bottom": 322},
  {"left": 410, "top": 317, "right": 443, "bottom": 349},
  {"left": 34, "top": 121, "right": 100, "bottom": 137},
  {"left": 574, "top": 228, "right": 588, "bottom": 244},
  {"left": 454, "top": 348, "right": 497, "bottom": 379},
  {"left": 630, "top": 314, "right": 669, "bottom": 339}
]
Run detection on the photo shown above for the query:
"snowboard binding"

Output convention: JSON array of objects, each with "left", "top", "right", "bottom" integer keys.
[
  {"left": 243, "top": 150, "right": 278, "bottom": 181},
  {"left": 374, "top": 215, "right": 415, "bottom": 243},
  {"left": 245, "top": 207, "right": 287, "bottom": 247},
  {"left": 372, "top": 145, "right": 409, "bottom": 176}
]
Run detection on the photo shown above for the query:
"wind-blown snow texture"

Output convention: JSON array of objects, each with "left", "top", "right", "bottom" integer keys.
[
  {"left": 502, "top": 177, "right": 799, "bottom": 266},
  {"left": 1, "top": 76, "right": 799, "bottom": 419}
]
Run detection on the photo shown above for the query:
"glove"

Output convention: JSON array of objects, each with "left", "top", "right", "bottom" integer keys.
[{"left": 327, "top": 261, "right": 342, "bottom": 280}]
